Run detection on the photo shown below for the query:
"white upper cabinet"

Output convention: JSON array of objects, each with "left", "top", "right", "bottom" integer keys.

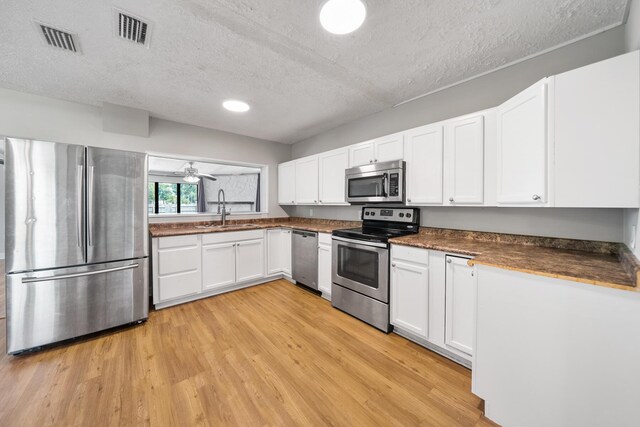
[
  {"left": 278, "top": 161, "right": 296, "bottom": 205},
  {"left": 404, "top": 124, "right": 444, "bottom": 205},
  {"left": 496, "top": 79, "right": 550, "bottom": 205},
  {"left": 349, "top": 133, "right": 404, "bottom": 166},
  {"left": 553, "top": 51, "right": 640, "bottom": 208},
  {"left": 445, "top": 115, "right": 485, "bottom": 205},
  {"left": 295, "top": 156, "right": 319, "bottom": 204},
  {"left": 318, "top": 148, "right": 349, "bottom": 205}
]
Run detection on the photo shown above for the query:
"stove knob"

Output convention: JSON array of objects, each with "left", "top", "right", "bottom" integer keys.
[
  {"left": 406, "top": 213, "right": 412, "bottom": 218},
  {"left": 370, "top": 212, "right": 375, "bottom": 216},
  {"left": 365, "top": 212, "right": 370, "bottom": 216},
  {"left": 398, "top": 213, "right": 405, "bottom": 218}
]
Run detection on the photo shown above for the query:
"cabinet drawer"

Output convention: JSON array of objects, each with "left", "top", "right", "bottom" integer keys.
[
  {"left": 202, "top": 229, "right": 264, "bottom": 245},
  {"left": 158, "top": 234, "right": 199, "bottom": 249},
  {"left": 158, "top": 246, "right": 200, "bottom": 275},
  {"left": 319, "top": 232, "right": 332, "bottom": 245},
  {"left": 158, "top": 270, "right": 201, "bottom": 301},
  {"left": 391, "top": 245, "right": 429, "bottom": 265}
]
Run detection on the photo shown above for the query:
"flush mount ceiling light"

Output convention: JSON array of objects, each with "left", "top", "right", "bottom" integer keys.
[
  {"left": 223, "top": 99, "right": 250, "bottom": 113},
  {"left": 320, "top": 0, "right": 366, "bottom": 35}
]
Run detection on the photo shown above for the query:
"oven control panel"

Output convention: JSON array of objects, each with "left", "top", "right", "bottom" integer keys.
[{"left": 361, "top": 207, "right": 419, "bottom": 224}]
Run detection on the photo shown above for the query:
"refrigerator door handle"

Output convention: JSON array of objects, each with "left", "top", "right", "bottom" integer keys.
[
  {"left": 76, "top": 165, "right": 84, "bottom": 251},
  {"left": 88, "top": 165, "right": 95, "bottom": 247},
  {"left": 21, "top": 263, "right": 139, "bottom": 284}
]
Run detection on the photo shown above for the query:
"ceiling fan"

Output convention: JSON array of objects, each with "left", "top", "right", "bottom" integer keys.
[{"left": 173, "top": 162, "right": 217, "bottom": 183}]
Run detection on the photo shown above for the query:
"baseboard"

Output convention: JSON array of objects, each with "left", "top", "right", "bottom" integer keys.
[{"left": 393, "top": 327, "right": 472, "bottom": 369}]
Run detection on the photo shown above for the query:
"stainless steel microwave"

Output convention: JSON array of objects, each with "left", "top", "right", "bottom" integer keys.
[{"left": 345, "top": 160, "right": 405, "bottom": 204}]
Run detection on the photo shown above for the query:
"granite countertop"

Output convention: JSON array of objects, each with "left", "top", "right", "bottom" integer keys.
[
  {"left": 390, "top": 228, "right": 640, "bottom": 292},
  {"left": 148, "top": 217, "right": 361, "bottom": 237}
]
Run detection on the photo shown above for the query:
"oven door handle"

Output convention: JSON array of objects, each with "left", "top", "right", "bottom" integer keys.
[{"left": 332, "top": 236, "right": 388, "bottom": 249}]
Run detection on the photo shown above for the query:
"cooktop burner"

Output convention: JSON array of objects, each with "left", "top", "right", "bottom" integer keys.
[{"left": 332, "top": 206, "right": 420, "bottom": 245}]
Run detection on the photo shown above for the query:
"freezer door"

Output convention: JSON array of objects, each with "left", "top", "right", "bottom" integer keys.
[
  {"left": 86, "top": 147, "right": 148, "bottom": 264},
  {"left": 6, "top": 258, "right": 148, "bottom": 354},
  {"left": 5, "top": 138, "right": 86, "bottom": 273}
]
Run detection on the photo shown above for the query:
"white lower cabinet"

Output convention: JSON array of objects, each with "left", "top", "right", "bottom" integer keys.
[
  {"left": 236, "top": 239, "right": 265, "bottom": 282},
  {"left": 390, "top": 245, "right": 475, "bottom": 366},
  {"left": 267, "top": 228, "right": 292, "bottom": 276},
  {"left": 153, "top": 229, "right": 275, "bottom": 309},
  {"left": 445, "top": 255, "right": 476, "bottom": 356},
  {"left": 153, "top": 235, "right": 202, "bottom": 303},
  {"left": 391, "top": 258, "right": 429, "bottom": 339},
  {"left": 317, "top": 233, "right": 332, "bottom": 298},
  {"left": 202, "top": 242, "right": 236, "bottom": 290}
]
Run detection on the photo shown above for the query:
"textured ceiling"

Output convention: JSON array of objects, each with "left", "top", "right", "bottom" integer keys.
[{"left": 0, "top": 0, "right": 628, "bottom": 143}]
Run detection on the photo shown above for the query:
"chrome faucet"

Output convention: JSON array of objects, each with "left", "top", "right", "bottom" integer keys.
[{"left": 217, "top": 189, "right": 228, "bottom": 225}]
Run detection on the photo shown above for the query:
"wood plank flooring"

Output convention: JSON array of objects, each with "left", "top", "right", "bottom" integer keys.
[{"left": 0, "top": 279, "right": 496, "bottom": 426}]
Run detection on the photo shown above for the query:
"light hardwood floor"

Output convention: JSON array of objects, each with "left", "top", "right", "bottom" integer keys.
[{"left": 0, "top": 279, "right": 496, "bottom": 426}]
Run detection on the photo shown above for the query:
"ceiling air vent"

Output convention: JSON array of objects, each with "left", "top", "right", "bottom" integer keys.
[
  {"left": 36, "top": 23, "right": 79, "bottom": 53},
  {"left": 114, "top": 9, "right": 151, "bottom": 47}
]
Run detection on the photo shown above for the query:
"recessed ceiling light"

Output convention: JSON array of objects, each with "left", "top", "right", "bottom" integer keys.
[
  {"left": 223, "top": 99, "right": 250, "bottom": 113},
  {"left": 320, "top": 0, "right": 366, "bottom": 35}
]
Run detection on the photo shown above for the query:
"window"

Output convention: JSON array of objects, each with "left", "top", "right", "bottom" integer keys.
[
  {"left": 148, "top": 182, "right": 198, "bottom": 214},
  {"left": 148, "top": 156, "right": 264, "bottom": 215}
]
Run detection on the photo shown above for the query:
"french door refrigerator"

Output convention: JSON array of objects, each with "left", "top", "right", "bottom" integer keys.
[{"left": 4, "top": 137, "right": 149, "bottom": 354}]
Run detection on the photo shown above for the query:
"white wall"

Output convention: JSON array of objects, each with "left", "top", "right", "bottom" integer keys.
[
  {"left": 0, "top": 152, "right": 4, "bottom": 259},
  {"left": 287, "top": 26, "right": 629, "bottom": 242},
  {"left": 284, "top": 205, "right": 624, "bottom": 242},
  {"left": 0, "top": 88, "right": 292, "bottom": 225}
]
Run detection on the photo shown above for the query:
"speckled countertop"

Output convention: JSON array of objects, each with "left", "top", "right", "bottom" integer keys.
[
  {"left": 390, "top": 228, "right": 640, "bottom": 292},
  {"left": 148, "top": 217, "right": 361, "bottom": 237}
]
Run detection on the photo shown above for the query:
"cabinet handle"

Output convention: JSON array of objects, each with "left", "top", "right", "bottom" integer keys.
[
  {"left": 292, "top": 200, "right": 295, "bottom": 203},
  {"left": 392, "top": 263, "right": 396, "bottom": 268},
  {"left": 449, "top": 197, "right": 454, "bottom": 202},
  {"left": 447, "top": 258, "right": 452, "bottom": 263},
  {"left": 471, "top": 271, "right": 475, "bottom": 277},
  {"left": 369, "top": 159, "right": 373, "bottom": 163},
  {"left": 319, "top": 200, "right": 322, "bottom": 203},
  {"left": 374, "top": 159, "right": 378, "bottom": 162},
  {"left": 532, "top": 194, "right": 541, "bottom": 201},
  {"left": 407, "top": 198, "right": 412, "bottom": 203},
  {"left": 314, "top": 200, "right": 317, "bottom": 203}
]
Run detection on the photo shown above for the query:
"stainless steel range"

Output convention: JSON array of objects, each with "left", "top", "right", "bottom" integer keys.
[{"left": 331, "top": 206, "right": 420, "bottom": 332}]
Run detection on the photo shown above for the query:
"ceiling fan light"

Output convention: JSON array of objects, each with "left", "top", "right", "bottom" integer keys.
[{"left": 183, "top": 174, "right": 200, "bottom": 183}]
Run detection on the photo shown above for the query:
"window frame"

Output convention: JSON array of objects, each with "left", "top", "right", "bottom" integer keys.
[{"left": 148, "top": 182, "right": 198, "bottom": 215}]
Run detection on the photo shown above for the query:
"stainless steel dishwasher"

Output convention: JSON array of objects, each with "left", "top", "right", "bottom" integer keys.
[{"left": 292, "top": 230, "right": 318, "bottom": 290}]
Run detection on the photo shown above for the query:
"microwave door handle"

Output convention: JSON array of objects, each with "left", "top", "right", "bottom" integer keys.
[{"left": 382, "top": 173, "right": 389, "bottom": 197}]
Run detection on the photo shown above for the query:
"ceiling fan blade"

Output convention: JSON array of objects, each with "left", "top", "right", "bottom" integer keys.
[{"left": 198, "top": 173, "right": 217, "bottom": 181}]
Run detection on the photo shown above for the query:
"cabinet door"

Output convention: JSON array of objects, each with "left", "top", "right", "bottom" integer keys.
[
  {"left": 236, "top": 239, "right": 265, "bottom": 282},
  {"left": 202, "top": 242, "right": 236, "bottom": 290},
  {"left": 318, "top": 243, "right": 332, "bottom": 296},
  {"left": 278, "top": 162, "right": 296, "bottom": 205},
  {"left": 405, "top": 124, "right": 444, "bottom": 205},
  {"left": 156, "top": 236, "right": 202, "bottom": 302},
  {"left": 267, "top": 229, "right": 283, "bottom": 275},
  {"left": 446, "top": 115, "right": 484, "bottom": 205},
  {"left": 554, "top": 51, "right": 640, "bottom": 207},
  {"left": 390, "top": 260, "right": 429, "bottom": 339},
  {"left": 318, "top": 149, "right": 349, "bottom": 205},
  {"left": 349, "top": 142, "right": 375, "bottom": 167},
  {"left": 282, "top": 230, "right": 292, "bottom": 276},
  {"left": 294, "top": 156, "right": 319, "bottom": 204},
  {"left": 445, "top": 256, "right": 475, "bottom": 356},
  {"left": 497, "top": 79, "right": 548, "bottom": 205},
  {"left": 374, "top": 133, "right": 404, "bottom": 163}
]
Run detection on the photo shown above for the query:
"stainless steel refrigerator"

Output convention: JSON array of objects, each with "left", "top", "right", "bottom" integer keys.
[{"left": 4, "top": 137, "right": 149, "bottom": 354}]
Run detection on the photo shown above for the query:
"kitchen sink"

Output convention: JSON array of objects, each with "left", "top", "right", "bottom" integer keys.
[{"left": 195, "top": 224, "right": 256, "bottom": 229}]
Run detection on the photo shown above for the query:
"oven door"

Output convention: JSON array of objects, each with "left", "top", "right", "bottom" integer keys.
[{"left": 332, "top": 236, "right": 389, "bottom": 303}]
